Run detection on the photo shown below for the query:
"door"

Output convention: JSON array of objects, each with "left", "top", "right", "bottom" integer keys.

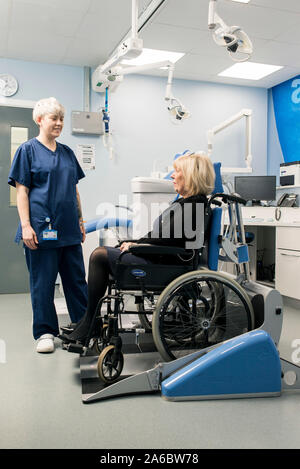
[{"left": 0, "top": 106, "right": 38, "bottom": 293}]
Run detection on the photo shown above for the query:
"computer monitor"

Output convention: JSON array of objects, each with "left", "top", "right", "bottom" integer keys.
[{"left": 234, "top": 176, "right": 276, "bottom": 205}]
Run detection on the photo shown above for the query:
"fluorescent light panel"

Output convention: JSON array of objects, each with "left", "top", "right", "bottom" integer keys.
[
  {"left": 231, "top": 0, "right": 250, "bottom": 3},
  {"left": 218, "top": 62, "right": 283, "bottom": 80},
  {"left": 121, "top": 48, "right": 185, "bottom": 66}
]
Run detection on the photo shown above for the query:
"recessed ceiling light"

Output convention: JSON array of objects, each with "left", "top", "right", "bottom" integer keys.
[
  {"left": 121, "top": 48, "right": 185, "bottom": 67},
  {"left": 218, "top": 62, "right": 283, "bottom": 80},
  {"left": 231, "top": 0, "right": 251, "bottom": 3}
]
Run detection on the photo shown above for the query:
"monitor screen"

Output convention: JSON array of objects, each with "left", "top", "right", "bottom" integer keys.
[{"left": 234, "top": 176, "right": 276, "bottom": 202}]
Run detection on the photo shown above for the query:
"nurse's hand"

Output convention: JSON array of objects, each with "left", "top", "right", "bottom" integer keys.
[
  {"left": 22, "top": 224, "right": 38, "bottom": 250},
  {"left": 80, "top": 222, "right": 86, "bottom": 243},
  {"left": 120, "top": 242, "right": 137, "bottom": 252}
]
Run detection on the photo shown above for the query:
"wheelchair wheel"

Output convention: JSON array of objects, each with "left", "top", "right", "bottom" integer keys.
[
  {"left": 97, "top": 345, "right": 124, "bottom": 384},
  {"left": 152, "top": 270, "right": 255, "bottom": 362}
]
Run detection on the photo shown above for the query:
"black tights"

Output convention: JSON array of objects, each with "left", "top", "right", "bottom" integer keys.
[{"left": 67, "top": 246, "right": 110, "bottom": 340}]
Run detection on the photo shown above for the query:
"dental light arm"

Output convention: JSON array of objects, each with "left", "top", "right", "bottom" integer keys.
[
  {"left": 105, "top": 60, "right": 190, "bottom": 122},
  {"left": 92, "top": 0, "right": 189, "bottom": 122},
  {"left": 99, "top": 0, "right": 143, "bottom": 76},
  {"left": 118, "top": 60, "right": 173, "bottom": 77},
  {"left": 92, "top": 0, "right": 143, "bottom": 91},
  {"left": 98, "top": 36, "right": 143, "bottom": 76},
  {"left": 121, "top": 61, "right": 190, "bottom": 120},
  {"left": 208, "top": 0, "right": 227, "bottom": 30},
  {"left": 207, "top": 109, "right": 253, "bottom": 173},
  {"left": 208, "top": 0, "right": 253, "bottom": 62}
]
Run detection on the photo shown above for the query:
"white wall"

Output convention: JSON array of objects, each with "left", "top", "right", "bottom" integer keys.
[{"left": 0, "top": 57, "right": 268, "bottom": 222}]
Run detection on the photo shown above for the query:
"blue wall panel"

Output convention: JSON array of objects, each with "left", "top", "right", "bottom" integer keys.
[{"left": 272, "top": 75, "right": 300, "bottom": 163}]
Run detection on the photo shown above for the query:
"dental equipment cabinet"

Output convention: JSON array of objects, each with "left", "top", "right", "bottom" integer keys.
[{"left": 223, "top": 206, "right": 300, "bottom": 300}]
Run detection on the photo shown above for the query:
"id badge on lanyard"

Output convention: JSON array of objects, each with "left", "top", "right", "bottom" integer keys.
[{"left": 42, "top": 218, "right": 58, "bottom": 241}]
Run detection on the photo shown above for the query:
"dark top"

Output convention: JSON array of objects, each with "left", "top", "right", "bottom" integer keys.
[{"left": 137, "top": 194, "right": 210, "bottom": 251}]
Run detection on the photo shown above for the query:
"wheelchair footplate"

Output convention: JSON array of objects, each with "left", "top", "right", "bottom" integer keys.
[{"left": 80, "top": 328, "right": 162, "bottom": 402}]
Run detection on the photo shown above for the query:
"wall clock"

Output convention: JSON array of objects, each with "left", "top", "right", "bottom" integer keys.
[{"left": 0, "top": 74, "right": 19, "bottom": 97}]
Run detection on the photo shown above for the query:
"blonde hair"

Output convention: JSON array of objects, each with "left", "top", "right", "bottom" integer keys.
[
  {"left": 33, "top": 97, "right": 65, "bottom": 124},
  {"left": 173, "top": 152, "right": 215, "bottom": 196}
]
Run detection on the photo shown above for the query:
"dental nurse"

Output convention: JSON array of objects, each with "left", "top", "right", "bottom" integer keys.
[{"left": 8, "top": 97, "right": 88, "bottom": 353}]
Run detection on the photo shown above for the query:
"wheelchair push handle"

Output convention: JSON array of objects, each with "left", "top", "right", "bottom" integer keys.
[{"left": 209, "top": 193, "right": 247, "bottom": 207}]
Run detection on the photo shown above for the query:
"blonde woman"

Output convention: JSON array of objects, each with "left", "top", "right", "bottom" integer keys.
[
  {"left": 8, "top": 97, "right": 87, "bottom": 353},
  {"left": 63, "top": 153, "right": 215, "bottom": 343}
]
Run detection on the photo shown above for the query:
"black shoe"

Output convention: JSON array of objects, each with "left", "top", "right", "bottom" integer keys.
[
  {"left": 60, "top": 314, "right": 87, "bottom": 336},
  {"left": 58, "top": 333, "right": 77, "bottom": 344},
  {"left": 60, "top": 323, "right": 77, "bottom": 335},
  {"left": 60, "top": 315, "right": 102, "bottom": 344},
  {"left": 60, "top": 324, "right": 94, "bottom": 344}
]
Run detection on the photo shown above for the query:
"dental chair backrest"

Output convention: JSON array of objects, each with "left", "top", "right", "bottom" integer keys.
[
  {"left": 187, "top": 160, "right": 223, "bottom": 271},
  {"left": 207, "top": 206, "right": 223, "bottom": 271},
  {"left": 207, "top": 162, "right": 224, "bottom": 271}
]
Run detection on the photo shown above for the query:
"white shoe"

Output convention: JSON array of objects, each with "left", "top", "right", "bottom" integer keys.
[{"left": 36, "top": 334, "right": 55, "bottom": 353}]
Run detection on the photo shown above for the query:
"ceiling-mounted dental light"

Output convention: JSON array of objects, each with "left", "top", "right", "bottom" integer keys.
[
  {"left": 208, "top": 0, "right": 253, "bottom": 62},
  {"left": 164, "top": 64, "right": 190, "bottom": 122},
  {"left": 167, "top": 97, "right": 190, "bottom": 122},
  {"left": 118, "top": 61, "right": 190, "bottom": 123}
]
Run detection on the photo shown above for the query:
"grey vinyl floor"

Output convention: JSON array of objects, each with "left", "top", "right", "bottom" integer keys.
[{"left": 0, "top": 291, "right": 300, "bottom": 449}]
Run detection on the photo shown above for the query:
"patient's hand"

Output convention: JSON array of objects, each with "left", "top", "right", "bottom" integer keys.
[{"left": 120, "top": 242, "right": 137, "bottom": 252}]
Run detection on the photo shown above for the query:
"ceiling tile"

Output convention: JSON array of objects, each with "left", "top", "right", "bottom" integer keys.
[
  {"left": 152, "top": 0, "right": 210, "bottom": 30},
  {"left": 88, "top": 0, "right": 133, "bottom": 22},
  {"left": 175, "top": 52, "right": 231, "bottom": 77},
  {"left": 250, "top": 0, "right": 300, "bottom": 13},
  {"left": 63, "top": 37, "right": 107, "bottom": 67},
  {"left": 13, "top": 0, "right": 92, "bottom": 12},
  {"left": 0, "top": 0, "right": 11, "bottom": 48},
  {"left": 7, "top": 31, "right": 71, "bottom": 63},
  {"left": 253, "top": 40, "right": 300, "bottom": 68},
  {"left": 11, "top": 0, "right": 85, "bottom": 37},
  {"left": 273, "top": 25, "right": 300, "bottom": 46},
  {"left": 74, "top": 12, "right": 131, "bottom": 60},
  {"left": 141, "top": 22, "right": 208, "bottom": 53}
]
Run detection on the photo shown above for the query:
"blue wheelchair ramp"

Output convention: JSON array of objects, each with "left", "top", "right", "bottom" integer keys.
[
  {"left": 161, "top": 330, "right": 282, "bottom": 401},
  {"left": 82, "top": 329, "right": 300, "bottom": 403}
]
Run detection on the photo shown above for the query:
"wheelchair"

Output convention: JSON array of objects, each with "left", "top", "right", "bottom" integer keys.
[{"left": 61, "top": 191, "right": 263, "bottom": 385}]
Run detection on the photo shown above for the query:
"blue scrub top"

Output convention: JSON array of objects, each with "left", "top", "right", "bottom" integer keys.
[{"left": 8, "top": 138, "right": 85, "bottom": 249}]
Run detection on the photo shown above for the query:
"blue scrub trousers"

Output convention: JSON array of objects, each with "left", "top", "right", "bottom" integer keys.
[{"left": 25, "top": 244, "right": 88, "bottom": 339}]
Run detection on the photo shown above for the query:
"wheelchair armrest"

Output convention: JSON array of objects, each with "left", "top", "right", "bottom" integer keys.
[
  {"left": 127, "top": 243, "right": 189, "bottom": 257},
  {"left": 210, "top": 193, "right": 247, "bottom": 206}
]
